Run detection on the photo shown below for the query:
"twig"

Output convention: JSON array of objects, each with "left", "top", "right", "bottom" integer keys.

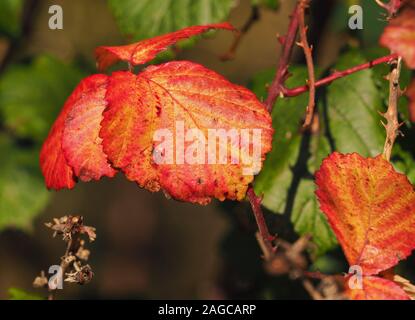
[
  {"left": 247, "top": 187, "right": 276, "bottom": 258},
  {"left": 264, "top": 2, "right": 301, "bottom": 111},
  {"left": 297, "top": 0, "right": 316, "bottom": 128},
  {"left": 221, "top": 5, "right": 260, "bottom": 61},
  {"left": 281, "top": 53, "right": 399, "bottom": 97},
  {"left": 382, "top": 56, "right": 403, "bottom": 161}
]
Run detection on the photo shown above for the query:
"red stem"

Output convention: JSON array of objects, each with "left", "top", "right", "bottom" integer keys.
[
  {"left": 247, "top": 3, "right": 302, "bottom": 256},
  {"left": 298, "top": 0, "right": 316, "bottom": 128},
  {"left": 247, "top": 187, "right": 275, "bottom": 255},
  {"left": 264, "top": 3, "right": 301, "bottom": 111},
  {"left": 282, "top": 53, "right": 399, "bottom": 97}
]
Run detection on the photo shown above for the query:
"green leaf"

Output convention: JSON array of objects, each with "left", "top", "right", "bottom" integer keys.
[
  {"left": 108, "top": 0, "right": 236, "bottom": 40},
  {"left": 252, "top": 67, "right": 309, "bottom": 213},
  {"left": 0, "top": 134, "right": 49, "bottom": 231},
  {"left": 307, "top": 126, "right": 331, "bottom": 174},
  {"left": 8, "top": 287, "right": 43, "bottom": 300},
  {"left": 296, "top": 113, "right": 336, "bottom": 256},
  {"left": 326, "top": 49, "right": 384, "bottom": 156},
  {"left": 392, "top": 145, "right": 415, "bottom": 185},
  {"left": 251, "top": 0, "right": 279, "bottom": 10},
  {"left": 0, "top": 55, "right": 84, "bottom": 142},
  {"left": 0, "top": 0, "right": 24, "bottom": 38},
  {"left": 291, "top": 179, "right": 337, "bottom": 256}
]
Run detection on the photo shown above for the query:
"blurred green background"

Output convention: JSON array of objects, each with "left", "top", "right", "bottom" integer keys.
[{"left": 0, "top": 0, "right": 414, "bottom": 299}]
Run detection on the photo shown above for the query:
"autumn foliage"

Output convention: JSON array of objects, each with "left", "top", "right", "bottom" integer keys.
[
  {"left": 40, "top": 23, "right": 273, "bottom": 204},
  {"left": 316, "top": 152, "right": 415, "bottom": 300},
  {"left": 38, "top": 2, "right": 415, "bottom": 301}
]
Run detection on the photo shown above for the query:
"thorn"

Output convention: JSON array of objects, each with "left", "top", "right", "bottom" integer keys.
[
  {"left": 296, "top": 41, "right": 304, "bottom": 48},
  {"left": 378, "top": 110, "right": 386, "bottom": 117},
  {"left": 381, "top": 120, "right": 387, "bottom": 128}
]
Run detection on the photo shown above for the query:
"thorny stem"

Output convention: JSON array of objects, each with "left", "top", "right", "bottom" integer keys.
[
  {"left": 246, "top": 0, "right": 403, "bottom": 300},
  {"left": 264, "top": 2, "right": 301, "bottom": 111},
  {"left": 221, "top": 5, "right": 260, "bottom": 61},
  {"left": 298, "top": 0, "right": 316, "bottom": 128},
  {"left": 247, "top": 187, "right": 276, "bottom": 257},
  {"left": 281, "top": 53, "right": 399, "bottom": 97},
  {"left": 382, "top": 56, "right": 403, "bottom": 161}
]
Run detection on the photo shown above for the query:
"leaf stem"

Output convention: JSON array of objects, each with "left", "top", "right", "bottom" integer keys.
[
  {"left": 247, "top": 187, "right": 276, "bottom": 257},
  {"left": 298, "top": 0, "right": 316, "bottom": 128},
  {"left": 264, "top": 2, "right": 301, "bottom": 111},
  {"left": 281, "top": 53, "right": 399, "bottom": 97}
]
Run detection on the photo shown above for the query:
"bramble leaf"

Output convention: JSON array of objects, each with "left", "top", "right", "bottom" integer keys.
[
  {"left": 100, "top": 61, "right": 273, "bottom": 204},
  {"left": 95, "top": 22, "right": 234, "bottom": 71},
  {"left": 316, "top": 152, "right": 415, "bottom": 276},
  {"left": 0, "top": 55, "right": 84, "bottom": 142},
  {"left": 346, "top": 276, "right": 410, "bottom": 300},
  {"left": 40, "top": 74, "right": 116, "bottom": 190},
  {"left": 326, "top": 50, "right": 384, "bottom": 156},
  {"left": 41, "top": 54, "right": 273, "bottom": 203},
  {"left": 62, "top": 75, "right": 117, "bottom": 182},
  {"left": 291, "top": 179, "right": 337, "bottom": 256},
  {"left": 108, "top": 0, "right": 236, "bottom": 40},
  {"left": 0, "top": 135, "right": 49, "bottom": 231}
]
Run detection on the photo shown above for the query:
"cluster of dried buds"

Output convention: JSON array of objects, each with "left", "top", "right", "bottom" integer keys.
[{"left": 33, "top": 215, "right": 96, "bottom": 296}]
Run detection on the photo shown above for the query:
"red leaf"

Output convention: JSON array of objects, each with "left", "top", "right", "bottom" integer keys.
[
  {"left": 346, "top": 276, "right": 410, "bottom": 300},
  {"left": 95, "top": 22, "right": 235, "bottom": 71},
  {"left": 40, "top": 75, "right": 116, "bottom": 189},
  {"left": 99, "top": 71, "right": 160, "bottom": 191},
  {"left": 315, "top": 152, "right": 415, "bottom": 275},
  {"left": 62, "top": 75, "right": 116, "bottom": 182},
  {"left": 99, "top": 61, "right": 273, "bottom": 204},
  {"left": 380, "top": 5, "right": 415, "bottom": 69}
]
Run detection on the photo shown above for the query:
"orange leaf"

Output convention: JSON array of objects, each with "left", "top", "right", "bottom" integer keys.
[
  {"left": 99, "top": 61, "right": 273, "bottom": 204},
  {"left": 95, "top": 23, "right": 235, "bottom": 71},
  {"left": 62, "top": 75, "right": 116, "bottom": 182},
  {"left": 40, "top": 75, "right": 116, "bottom": 189},
  {"left": 380, "top": 5, "right": 415, "bottom": 69},
  {"left": 346, "top": 276, "right": 410, "bottom": 300},
  {"left": 315, "top": 152, "right": 415, "bottom": 275},
  {"left": 99, "top": 71, "right": 159, "bottom": 191}
]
